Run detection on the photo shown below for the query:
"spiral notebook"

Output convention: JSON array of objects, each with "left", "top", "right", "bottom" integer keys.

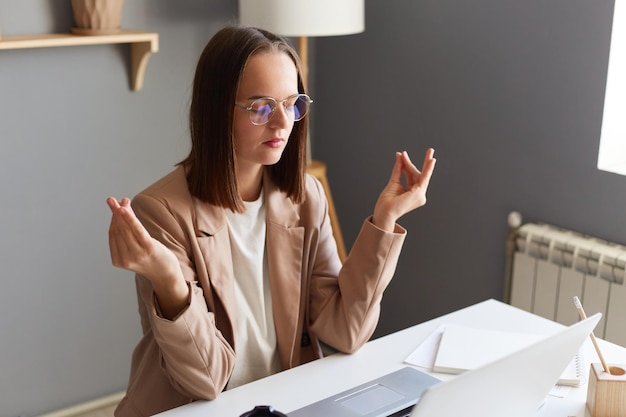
[{"left": 432, "top": 324, "right": 584, "bottom": 386}]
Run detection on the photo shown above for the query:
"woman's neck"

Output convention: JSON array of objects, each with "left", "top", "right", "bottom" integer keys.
[{"left": 237, "top": 164, "right": 264, "bottom": 202}]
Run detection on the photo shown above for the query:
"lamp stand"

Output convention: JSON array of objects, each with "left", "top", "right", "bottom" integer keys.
[
  {"left": 299, "top": 36, "right": 348, "bottom": 262},
  {"left": 298, "top": 36, "right": 309, "bottom": 88}
]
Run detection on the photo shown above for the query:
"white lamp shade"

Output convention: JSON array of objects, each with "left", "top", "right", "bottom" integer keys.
[{"left": 238, "top": 0, "right": 364, "bottom": 37}]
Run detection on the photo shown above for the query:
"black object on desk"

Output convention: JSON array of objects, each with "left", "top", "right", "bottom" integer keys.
[{"left": 239, "top": 405, "right": 288, "bottom": 417}]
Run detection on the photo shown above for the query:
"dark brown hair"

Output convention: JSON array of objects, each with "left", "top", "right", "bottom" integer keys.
[{"left": 179, "top": 25, "right": 308, "bottom": 212}]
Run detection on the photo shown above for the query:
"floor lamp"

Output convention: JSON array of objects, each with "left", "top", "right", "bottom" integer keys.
[{"left": 239, "top": 0, "right": 364, "bottom": 262}]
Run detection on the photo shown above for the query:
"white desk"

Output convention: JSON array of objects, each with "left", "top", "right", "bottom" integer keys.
[{"left": 156, "top": 299, "right": 626, "bottom": 417}]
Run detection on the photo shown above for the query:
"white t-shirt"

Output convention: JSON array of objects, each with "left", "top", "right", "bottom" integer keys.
[{"left": 224, "top": 192, "right": 280, "bottom": 389}]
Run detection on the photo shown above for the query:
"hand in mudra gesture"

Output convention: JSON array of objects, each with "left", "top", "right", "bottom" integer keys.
[
  {"left": 106, "top": 197, "right": 188, "bottom": 318},
  {"left": 372, "top": 148, "right": 436, "bottom": 232}
]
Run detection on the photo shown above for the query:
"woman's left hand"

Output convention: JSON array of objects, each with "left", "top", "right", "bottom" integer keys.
[{"left": 372, "top": 148, "right": 436, "bottom": 232}]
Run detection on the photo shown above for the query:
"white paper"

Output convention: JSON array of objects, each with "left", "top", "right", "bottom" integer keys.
[{"left": 404, "top": 324, "right": 445, "bottom": 368}]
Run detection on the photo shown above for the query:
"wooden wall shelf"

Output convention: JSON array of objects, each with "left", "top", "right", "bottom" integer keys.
[{"left": 0, "top": 31, "right": 159, "bottom": 91}]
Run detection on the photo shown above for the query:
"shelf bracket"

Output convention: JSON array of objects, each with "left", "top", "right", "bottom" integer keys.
[{"left": 131, "top": 39, "right": 158, "bottom": 91}]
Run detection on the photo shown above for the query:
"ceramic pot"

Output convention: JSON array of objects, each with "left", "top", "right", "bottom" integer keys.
[{"left": 71, "top": 0, "right": 124, "bottom": 35}]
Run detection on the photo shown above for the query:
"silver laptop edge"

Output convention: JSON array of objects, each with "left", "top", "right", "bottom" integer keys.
[{"left": 410, "top": 313, "right": 602, "bottom": 417}]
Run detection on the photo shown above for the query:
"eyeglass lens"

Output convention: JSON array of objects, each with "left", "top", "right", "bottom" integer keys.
[{"left": 249, "top": 94, "right": 310, "bottom": 125}]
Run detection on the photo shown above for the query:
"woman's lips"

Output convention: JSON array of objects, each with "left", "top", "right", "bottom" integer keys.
[{"left": 263, "top": 138, "right": 284, "bottom": 148}]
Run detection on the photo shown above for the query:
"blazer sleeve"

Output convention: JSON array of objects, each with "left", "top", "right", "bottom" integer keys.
[
  {"left": 305, "top": 177, "right": 406, "bottom": 354},
  {"left": 131, "top": 193, "right": 235, "bottom": 400}
]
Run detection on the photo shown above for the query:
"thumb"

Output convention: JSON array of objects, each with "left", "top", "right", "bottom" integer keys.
[{"left": 387, "top": 152, "right": 404, "bottom": 184}]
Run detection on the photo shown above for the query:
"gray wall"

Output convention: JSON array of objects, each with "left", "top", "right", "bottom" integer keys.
[
  {"left": 0, "top": 1, "right": 237, "bottom": 416},
  {"left": 1, "top": 0, "right": 624, "bottom": 416},
  {"left": 314, "top": 0, "right": 625, "bottom": 337}
]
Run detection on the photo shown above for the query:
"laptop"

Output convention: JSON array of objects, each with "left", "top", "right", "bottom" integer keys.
[{"left": 288, "top": 313, "right": 601, "bottom": 417}]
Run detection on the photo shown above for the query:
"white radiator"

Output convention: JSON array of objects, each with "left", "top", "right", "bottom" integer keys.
[{"left": 505, "top": 212, "right": 626, "bottom": 348}]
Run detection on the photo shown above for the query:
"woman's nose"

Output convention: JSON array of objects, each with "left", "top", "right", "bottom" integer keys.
[{"left": 268, "top": 102, "right": 291, "bottom": 128}]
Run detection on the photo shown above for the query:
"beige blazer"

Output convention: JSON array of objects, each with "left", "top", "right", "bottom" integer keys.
[{"left": 115, "top": 166, "right": 406, "bottom": 417}]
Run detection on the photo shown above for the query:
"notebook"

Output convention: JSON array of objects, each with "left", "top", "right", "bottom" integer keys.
[
  {"left": 287, "top": 313, "right": 601, "bottom": 417},
  {"left": 432, "top": 324, "right": 585, "bottom": 386},
  {"left": 409, "top": 313, "right": 601, "bottom": 417}
]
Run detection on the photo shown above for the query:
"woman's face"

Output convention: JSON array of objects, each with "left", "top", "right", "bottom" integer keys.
[{"left": 233, "top": 51, "right": 298, "bottom": 171}]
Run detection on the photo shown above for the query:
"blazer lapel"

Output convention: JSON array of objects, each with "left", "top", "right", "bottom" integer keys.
[
  {"left": 264, "top": 174, "right": 305, "bottom": 368},
  {"left": 193, "top": 198, "right": 237, "bottom": 345}
]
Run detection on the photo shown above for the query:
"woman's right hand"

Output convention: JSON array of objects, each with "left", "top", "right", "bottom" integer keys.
[{"left": 106, "top": 197, "right": 189, "bottom": 318}]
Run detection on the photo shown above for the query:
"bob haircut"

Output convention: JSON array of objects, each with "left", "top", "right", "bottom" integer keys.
[{"left": 179, "top": 25, "right": 308, "bottom": 212}]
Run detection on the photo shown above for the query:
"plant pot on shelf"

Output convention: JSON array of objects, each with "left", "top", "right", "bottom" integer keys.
[{"left": 71, "top": 0, "right": 124, "bottom": 35}]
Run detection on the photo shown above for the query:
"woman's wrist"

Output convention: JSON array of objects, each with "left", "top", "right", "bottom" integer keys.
[
  {"left": 371, "top": 213, "right": 395, "bottom": 232},
  {"left": 151, "top": 271, "right": 190, "bottom": 320}
]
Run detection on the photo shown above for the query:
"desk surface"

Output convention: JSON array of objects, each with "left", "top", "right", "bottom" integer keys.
[{"left": 156, "top": 299, "right": 626, "bottom": 417}]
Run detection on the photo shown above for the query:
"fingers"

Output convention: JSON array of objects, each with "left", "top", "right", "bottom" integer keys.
[
  {"left": 115, "top": 206, "right": 151, "bottom": 247},
  {"left": 107, "top": 196, "right": 154, "bottom": 270},
  {"left": 108, "top": 198, "right": 136, "bottom": 245},
  {"left": 396, "top": 148, "right": 436, "bottom": 189},
  {"left": 106, "top": 196, "right": 121, "bottom": 210},
  {"left": 387, "top": 152, "right": 404, "bottom": 184},
  {"left": 107, "top": 198, "right": 133, "bottom": 265},
  {"left": 399, "top": 151, "right": 421, "bottom": 187},
  {"left": 421, "top": 148, "right": 436, "bottom": 171},
  {"left": 107, "top": 196, "right": 131, "bottom": 212},
  {"left": 416, "top": 148, "right": 436, "bottom": 188},
  {"left": 107, "top": 197, "right": 137, "bottom": 229}
]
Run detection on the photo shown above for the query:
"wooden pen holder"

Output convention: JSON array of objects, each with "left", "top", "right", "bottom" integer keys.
[{"left": 586, "top": 363, "right": 626, "bottom": 417}]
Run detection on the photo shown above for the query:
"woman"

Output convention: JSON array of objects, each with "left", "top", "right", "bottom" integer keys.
[{"left": 107, "top": 25, "right": 436, "bottom": 417}]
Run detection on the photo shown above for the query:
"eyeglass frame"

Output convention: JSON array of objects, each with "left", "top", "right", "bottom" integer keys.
[{"left": 234, "top": 93, "right": 313, "bottom": 125}]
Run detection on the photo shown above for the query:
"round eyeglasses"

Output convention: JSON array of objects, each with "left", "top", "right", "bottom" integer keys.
[{"left": 235, "top": 93, "right": 313, "bottom": 125}]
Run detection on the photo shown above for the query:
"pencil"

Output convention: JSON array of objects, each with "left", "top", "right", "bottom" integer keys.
[{"left": 573, "top": 296, "right": 612, "bottom": 375}]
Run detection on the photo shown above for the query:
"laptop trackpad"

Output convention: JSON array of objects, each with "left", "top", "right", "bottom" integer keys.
[
  {"left": 338, "top": 384, "right": 404, "bottom": 415},
  {"left": 288, "top": 367, "right": 440, "bottom": 417}
]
